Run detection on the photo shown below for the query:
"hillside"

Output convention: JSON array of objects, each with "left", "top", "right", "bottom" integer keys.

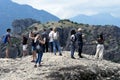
[
  {"left": 0, "top": 20, "right": 120, "bottom": 63},
  {"left": 0, "top": 51, "right": 120, "bottom": 80},
  {"left": 36, "top": 20, "right": 120, "bottom": 63},
  {"left": 0, "top": 0, "right": 59, "bottom": 35}
]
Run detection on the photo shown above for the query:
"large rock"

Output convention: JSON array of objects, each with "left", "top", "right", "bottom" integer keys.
[
  {"left": 0, "top": 46, "right": 19, "bottom": 58},
  {"left": 0, "top": 51, "right": 120, "bottom": 80}
]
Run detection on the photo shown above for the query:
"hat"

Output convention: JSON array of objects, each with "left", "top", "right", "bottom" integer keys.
[{"left": 78, "top": 28, "right": 82, "bottom": 31}]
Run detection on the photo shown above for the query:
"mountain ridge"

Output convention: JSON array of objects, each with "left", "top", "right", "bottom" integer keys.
[
  {"left": 0, "top": 0, "right": 59, "bottom": 35},
  {"left": 70, "top": 13, "right": 120, "bottom": 27}
]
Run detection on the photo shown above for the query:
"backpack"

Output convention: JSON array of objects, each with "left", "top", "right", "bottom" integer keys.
[
  {"left": 70, "top": 34, "right": 77, "bottom": 43},
  {"left": 2, "top": 35, "right": 7, "bottom": 44}
]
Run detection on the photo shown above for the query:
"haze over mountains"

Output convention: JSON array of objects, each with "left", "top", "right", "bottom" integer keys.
[
  {"left": 70, "top": 13, "right": 120, "bottom": 27},
  {"left": 0, "top": 0, "right": 120, "bottom": 35},
  {"left": 0, "top": 0, "right": 59, "bottom": 35}
]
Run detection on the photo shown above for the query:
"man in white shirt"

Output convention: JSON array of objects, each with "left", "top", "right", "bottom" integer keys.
[
  {"left": 52, "top": 27, "right": 62, "bottom": 56},
  {"left": 49, "top": 28, "right": 54, "bottom": 52}
]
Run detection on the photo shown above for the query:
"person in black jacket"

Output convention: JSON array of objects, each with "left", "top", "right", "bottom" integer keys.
[
  {"left": 42, "top": 28, "right": 49, "bottom": 53},
  {"left": 75, "top": 28, "right": 84, "bottom": 58}
]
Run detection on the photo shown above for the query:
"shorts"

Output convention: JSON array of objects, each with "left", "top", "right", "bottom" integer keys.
[
  {"left": 32, "top": 46, "right": 36, "bottom": 51},
  {"left": 5, "top": 43, "right": 11, "bottom": 49},
  {"left": 23, "top": 44, "right": 28, "bottom": 51}
]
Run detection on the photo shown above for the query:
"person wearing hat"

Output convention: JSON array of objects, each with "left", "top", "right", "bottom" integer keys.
[{"left": 75, "top": 28, "right": 84, "bottom": 58}]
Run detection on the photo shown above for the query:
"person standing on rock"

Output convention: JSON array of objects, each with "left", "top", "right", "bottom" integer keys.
[
  {"left": 34, "top": 33, "right": 45, "bottom": 67},
  {"left": 42, "top": 28, "right": 49, "bottom": 53},
  {"left": 95, "top": 33, "right": 104, "bottom": 60},
  {"left": 29, "top": 27, "right": 38, "bottom": 62},
  {"left": 75, "top": 28, "right": 84, "bottom": 58},
  {"left": 48, "top": 28, "right": 54, "bottom": 53},
  {"left": 70, "top": 29, "right": 76, "bottom": 59},
  {"left": 22, "top": 34, "right": 28, "bottom": 57},
  {"left": 52, "top": 27, "right": 62, "bottom": 56},
  {"left": 4, "top": 28, "right": 12, "bottom": 58}
]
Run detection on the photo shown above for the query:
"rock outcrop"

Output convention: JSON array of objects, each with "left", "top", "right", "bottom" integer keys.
[{"left": 0, "top": 51, "right": 120, "bottom": 80}]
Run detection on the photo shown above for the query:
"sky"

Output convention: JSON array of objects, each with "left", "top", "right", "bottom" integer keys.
[{"left": 12, "top": 0, "right": 120, "bottom": 19}]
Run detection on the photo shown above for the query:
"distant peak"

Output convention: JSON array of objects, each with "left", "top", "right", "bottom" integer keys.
[{"left": 93, "top": 13, "right": 113, "bottom": 17}]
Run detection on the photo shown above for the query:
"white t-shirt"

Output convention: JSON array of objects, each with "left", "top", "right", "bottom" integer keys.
[
  {"left": 70, "top": 35, "right": 75, "bottom": 40},
  {"left": 70, "top": 34, "right": 76, "bottom": 43},
  {"left": 53, "top": 32, "right": 59, "bottom": 40},
  {"left": 49, "top": 31, "right": 54, "bottom": 42}
]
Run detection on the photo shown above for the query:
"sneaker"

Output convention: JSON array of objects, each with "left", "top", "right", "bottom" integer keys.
[
  {"left": 31, "top": 60, "right": 35, "bottom": 62},
  {"left": 79, "top": 55, "right": 83, "bottom": 58},
  {"left": 34, "top": 65, "right": 37, "bottom": 68},
  {"left": 71, "top": 56, "right": 76, "bottom": 59},
  {"left": 38, "top": 64, "right": 42, "bottom": 67},
  {"left": 59, "top": 53, "right": 62, "bottom": 56}
]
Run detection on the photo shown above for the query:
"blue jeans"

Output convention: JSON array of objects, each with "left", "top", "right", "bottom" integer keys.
[
  {"left": 53, "top": 40, "right": 61, "bottom": 55},
  {"left": 35, "top": 51, "right": 43, "bottom": 64},
  {"left": 70, "top": 44, "right": 75, "bottom": 57}
]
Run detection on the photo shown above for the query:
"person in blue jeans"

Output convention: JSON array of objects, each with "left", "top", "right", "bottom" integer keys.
[
  {"left": 34, "top": 34, "right": 45, "bottom": 68},
  {"left": 29, "top": 27, "right": 38, "bottom": 62},
  {"left": 53, "top": 27, "right": 62, "bottom": 56},
  {"left": 70, "top": 29, "right": 76, "bottom": 59},
  {"left": 49, "top": 28, "right": 54, "bottom": 53}
]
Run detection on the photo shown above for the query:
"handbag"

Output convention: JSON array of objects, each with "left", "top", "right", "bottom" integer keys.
[
  {"left": 35, "top": 40, "right": 43, "bottom": 53},
  {"left": 36, "top": 44, "right": 40, "bottom": 49}
]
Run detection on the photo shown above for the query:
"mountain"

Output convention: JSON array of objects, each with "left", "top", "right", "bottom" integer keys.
[
  {"left": 0, "top": 0, "right": 59, "bottom": 35},
  {"left": 70, "top": 13, "right": 120, "bottom": 27}
]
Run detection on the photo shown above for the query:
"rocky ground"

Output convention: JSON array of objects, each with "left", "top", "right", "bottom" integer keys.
[{"left": 0, "top": 51, "right": 120, "bottom": 80}]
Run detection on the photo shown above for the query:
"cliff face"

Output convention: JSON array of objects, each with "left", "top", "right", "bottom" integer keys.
[
  {"left": 0, "top": 51, "right": 120, "bottom": 80},
  {"left": 53, "top": 22, "right": 120, "bottom": 63}
]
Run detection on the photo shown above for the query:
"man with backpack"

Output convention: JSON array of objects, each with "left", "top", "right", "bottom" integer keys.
[{"left": 3, "top": 28, "right": 12, "bottom": 58}]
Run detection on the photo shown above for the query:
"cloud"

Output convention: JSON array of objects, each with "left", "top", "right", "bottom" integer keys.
[{"left": 12, "top": 0, "right": 120, "bottom": 19}]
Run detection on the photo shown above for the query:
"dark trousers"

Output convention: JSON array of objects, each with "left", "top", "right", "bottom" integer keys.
[
  {"left": 49, "top": 42, "right": 53, "bottom": 52},
  {"left": 78, "top": 43, "right": 83, "bottom": 57},
  {"left": 43, "top": 42, "right": 49, "bottom": 52}
]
